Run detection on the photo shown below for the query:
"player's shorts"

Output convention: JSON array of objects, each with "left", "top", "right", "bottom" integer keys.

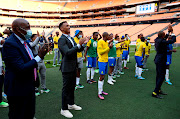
[
  {"left": 122, "top": 51, "right": 128, "bottom": 60},
  {"left": 77, "top": 57, "right": 83, "bottom": 69},
  {"left": 98, "top": 62, "right": 108, "bottom": 75},
  {"left": 87, "top": 57, "right": 96, "bottom": 68},
  {"left": 135, "top": 56, "right": 143, "bottom": 66},
  {"left": 108, "top": 58, "right": 116, "bottom": 67},
  {"left": 166, "top": 55, "right": 172, "bottom": 65}
]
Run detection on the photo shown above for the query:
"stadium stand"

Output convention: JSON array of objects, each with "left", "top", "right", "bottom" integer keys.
[{"left": 0, "top": 0, "right": 179, "bottom": 43}]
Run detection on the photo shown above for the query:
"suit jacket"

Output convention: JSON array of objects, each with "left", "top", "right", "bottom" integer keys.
[
  {"left": 2, "top": 33, "right": 38, "bottom": 96},
  {"left": 154, "top": 34, "right": 176, "bottom": 64},
  {"left": 58, "top": 34, "right": 84, "bottom": 73}
]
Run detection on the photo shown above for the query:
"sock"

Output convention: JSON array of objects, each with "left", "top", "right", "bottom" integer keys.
[
  {"left": 76, "top": 77, "right": 80, "bottom": 85},
  {"left": 108, "top": 75, "right": 112, "bottom": 82},
  {"left": 138, "top": 68, "right": 142, "bottom": 77},
  {"left": 136, "top": 66, "right": 139, "bottom": 75},
  {"left": 87, "top": 68, "right": 91, "bottom": 81},
  {"left": 91, "top": 68, "right": 95, "bottom": 79},
  {"left": 127, "top": 55, "right": 130, "bottom": 62},
  {"left": 165, "top": 69, "right": 169, "bottom": 81},
  {"left": 98, "top": 80, "right": 103, "bottom": 94},
  {"left": 124, "top": 60, "right": 127, "bottom": 67}
]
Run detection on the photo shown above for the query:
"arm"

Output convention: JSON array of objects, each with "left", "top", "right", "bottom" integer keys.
[
  {"left": 2, "top": 43, "right": 37, "bottom": 73},
  {"left": 58, "top": 37, "right": 79, "bottom": 56},
  {"left": 142, "top": 48, "right": 145, "bottom": 61},
  {"left": 29, "top": 37, "right": 40, "bottom": 47},
  {"left": 84, "top": 46, "right": 89, "bottom": 61},
  {"left": 98, "top": 33, "right": 102, "bottom": 40},
  {"left": 162, "top": 35, "right": 176, "bottom": 44},
  {"left": 97, "top": 41, "right": 110, "bottom": 55}
]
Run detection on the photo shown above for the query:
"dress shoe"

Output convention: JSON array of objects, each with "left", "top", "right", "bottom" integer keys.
[
  {"left": 61, "top": 109, "right": 73, "bottom": 118},
  {"left": 159, "top": 90, "right": 167, "bottom": 95},
  {"left": 68, "top": 104, "right": 82, "bottom": 110},
  {"left": 152, "top": 93, "right": 163, "bottom": 99}
]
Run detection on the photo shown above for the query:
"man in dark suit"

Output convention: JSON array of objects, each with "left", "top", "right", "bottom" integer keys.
[
  {"left": 2, "top": 18, "right": 49, "bottom": 119},
  {"left": 152, "top": 25, "right": 176, "bottom": 99},
  {"left": 58, "top": 21, "right": 89, "bottom": 118}
]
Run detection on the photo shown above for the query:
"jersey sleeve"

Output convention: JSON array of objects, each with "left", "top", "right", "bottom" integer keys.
[
  {"left": 143, "top": 43, "right": 146, "bottom": 48},
  {"left": 86, "top": 40, "right": 91, "bottom": 47}
]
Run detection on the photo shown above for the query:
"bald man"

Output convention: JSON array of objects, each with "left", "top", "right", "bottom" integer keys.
[
  {"left": 2, "top": 18, "right": 49, "bottom": 119},
  {"left": 152, "top": 25, "right": 176, "bottom": 99}
]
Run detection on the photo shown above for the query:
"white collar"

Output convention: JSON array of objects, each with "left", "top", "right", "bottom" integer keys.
[{"left": 14, "top": 33, "right": 25, "bottom": 44}]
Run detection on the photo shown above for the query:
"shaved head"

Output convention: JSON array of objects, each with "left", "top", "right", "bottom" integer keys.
[
  {"left": 102, "top": 32, "right": 109, "bottom": 41},
  {"left": 12, "top": 18, "right": 30, "bottom": 40}
]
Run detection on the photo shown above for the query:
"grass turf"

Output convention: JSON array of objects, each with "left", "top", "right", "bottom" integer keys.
[{"left": 0, "top": 46, "right": 180, "bottom": 119}]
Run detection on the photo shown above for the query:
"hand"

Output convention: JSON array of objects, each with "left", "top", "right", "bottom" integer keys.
[
  {"left": 141, "top": 58, "right": 144, "bottom": 62},
  {"left": 37, "top": 31, "right": 40, "bottom": 37},
  {"left": 147, "top": 55, "right": 149, "bottom": 58},
  {"left": 168, "top": 25, "right": 173, "bottom": 33},
  {"left": 84, "top": 36, "right": 90, "bottom": 44},
  {"left": 38, "top": 43, "right": 51, "bottom": 59},
  {"left": 172, "top": 49, "right": 177, "bottom": 52},
  {"left": 2, "top": 69, "right": 5, "bottom": 75},
  {"left": 109, "top": 42, "right": 113, "bottom": 48},
  {"left": 79, "top": 36, "right": 90, "bottom": 45}
]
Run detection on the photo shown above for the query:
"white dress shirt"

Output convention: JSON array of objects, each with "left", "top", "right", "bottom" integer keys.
[
  {"left": 63, "top": 33, "right": 81, "bottom": 49},
  {"left": 14, "top": 34, "right": 41, "bottom": 63}
]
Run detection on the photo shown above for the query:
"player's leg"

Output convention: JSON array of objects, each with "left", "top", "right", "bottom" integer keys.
[
  {"left": 107, "top": 59, "right": 115, "bottom": 85},
  {"left": 98, "top": 62, "right": 108, "bottom": 100},
  {"left": 123, "top": 51, "right": 129, "bottom": 69},
  {"left": 53, "top": 48, "right": 58, "bottom": 66},
  {"left": 135, "top": 56, "right": 139, "bottom": 77},
  {"left": 57, "top": 49, "right": 61, "bottom": 65},
  {"left": 90, "top": 57, "right": 97, "bottom": 83},
  {"left": 86, "top": 57, "right": 92, "bottom": 84},
  {"left": 76, "top": 58, "right": 84, "bottom": 89},
  {"left": 136, "top": 56, "right": 145, "bottom": 79},
  {"left": 165, "top": 55, "right": 172, "bottom": 85}
]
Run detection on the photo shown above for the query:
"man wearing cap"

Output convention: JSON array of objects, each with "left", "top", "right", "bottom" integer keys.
[{"left": 74, "top": 30, "right": 84, "bottom": 89}]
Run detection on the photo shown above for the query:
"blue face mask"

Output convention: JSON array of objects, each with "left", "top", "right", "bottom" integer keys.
[{"left": 20, "top": 27, "right": 32, "bottom": 40}]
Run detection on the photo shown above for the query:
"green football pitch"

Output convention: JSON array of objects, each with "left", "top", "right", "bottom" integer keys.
[{"left": 0, "top": 46, "right": 180, "bottom": 119}]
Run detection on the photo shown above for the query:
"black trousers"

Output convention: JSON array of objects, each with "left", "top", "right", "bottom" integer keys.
[
  {"left": 154, "top": 62, "right": 166, "bottom": 94},
  {"left": 0, "top": 75, "right": 4, "bottom": 103},
  {"left": 62, "top": 71, "right": 76, "bottom": 110},
  {"left": 7, "top": 94, "right": 35, "bottom": 119}
]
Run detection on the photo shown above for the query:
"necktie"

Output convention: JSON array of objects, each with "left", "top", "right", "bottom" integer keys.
[{"left": 24, "top": 42, "right": 37, "bottom": 81}]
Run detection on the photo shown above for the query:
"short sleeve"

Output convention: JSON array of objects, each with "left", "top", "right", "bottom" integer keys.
[
  {"left": 143, "top": 43, "right": 146, "bottom": 48},
  {"left": 86, "top": 40, "right": 91, "bottom": 47}
]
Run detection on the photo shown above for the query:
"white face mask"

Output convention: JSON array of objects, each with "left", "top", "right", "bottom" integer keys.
[
  {"left": 78, "top": 35, "right": 82, "bottom": 39},
  {"left": 19, "top": 27, "right": 32, "bottom": 40}
]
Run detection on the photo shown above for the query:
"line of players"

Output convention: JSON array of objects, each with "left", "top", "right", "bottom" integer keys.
[{"left": 73, "top": 30, "right": 176, "bottom": 100}]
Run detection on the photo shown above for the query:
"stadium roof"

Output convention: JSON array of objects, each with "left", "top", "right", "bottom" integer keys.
[{"left": 32, "top": 0, "right": 89, "bottom": 2}]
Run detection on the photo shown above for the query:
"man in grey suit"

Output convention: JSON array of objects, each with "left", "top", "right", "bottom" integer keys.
[{"left": 58, "top": 21, "right": 89, "bottom": 118}]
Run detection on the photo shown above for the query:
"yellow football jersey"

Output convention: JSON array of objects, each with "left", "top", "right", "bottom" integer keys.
[
  {"left": 53, "top": 36, "right": 60, "bottom": 49},
  {"left": 145, "top": 43, "right": 151, "bottom": 55},
  {"left": 74, "top": 37, "right": 83, "bottom": 58},
  {"left": 135, "top": 42, "right": 146, "bottom": 56},
  {"left": 97, "top": 39, "right": 110, "bottom": 62},
  {"left": 115, "top": 43, "right": 123, "bottom": 57},
  {"left": 136, "top": 38, "right": 141, "bottom": 44}
]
